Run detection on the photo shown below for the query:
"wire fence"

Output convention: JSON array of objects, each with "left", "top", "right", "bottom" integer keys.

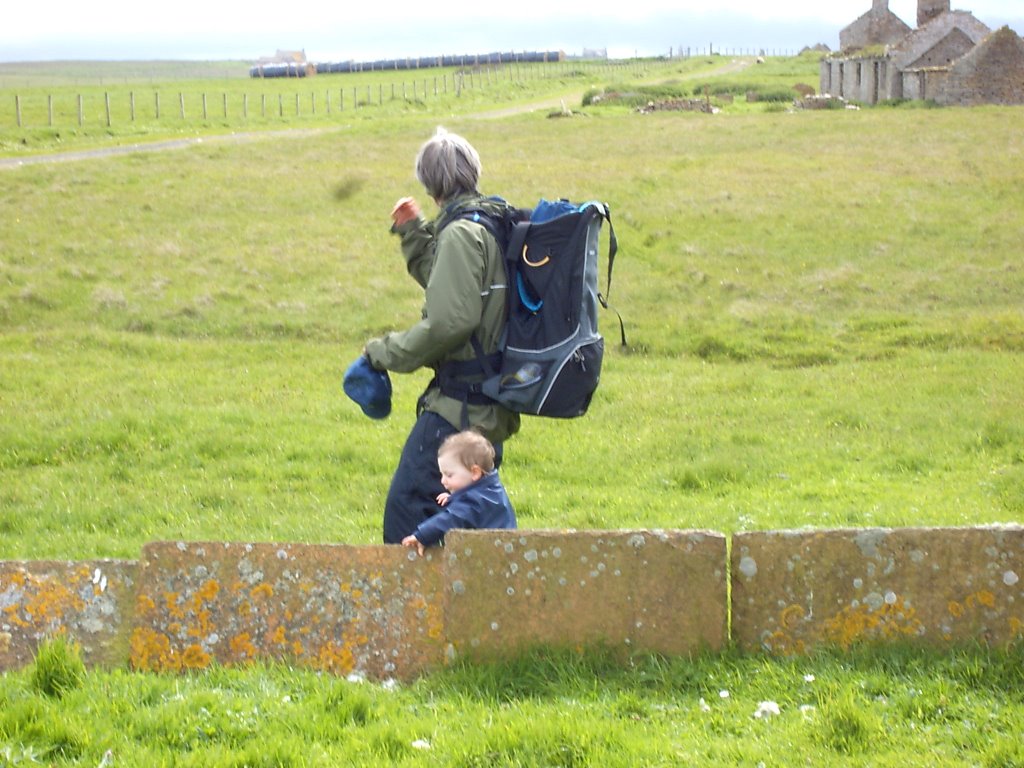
[
  {"left": 4, "top": 51, "right": 803, "bottom": 131},
  {"left": 4, "top": 61, "right": 611, "bottom": 130}
]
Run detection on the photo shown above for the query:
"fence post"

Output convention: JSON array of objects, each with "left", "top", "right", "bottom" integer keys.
[
  {"left": 261, "top": 93, "right": 266, "bottom": 117},
  {"left": 353, "top": 86, "right": 358, "bottom": 108},
  {"left": 294, "top": 92, "right": 299, "bottom": 116},
  {"left": 311, "top": 92, "right": 316, "bottom": 115},
  {"left": 340, "top": 88, "right": 344, "bottom": 110},
  {"left": 130, "top": 91, "right": 135, "bottom": 121},
  {"left": 48, "top": 94, "right": 53, "bottom": 127},
  {"left": 223, "top": 93, "right": 228, "bottom": 118},
  {"left": 78, "top": 94, "right": 83, "bottom": 126},
  {"left": 243, "top": 93, "right": 248, "bottom": 118},
  {"left": 379, "top": 84, "right": 382, "bottom": 106},
  {"left": 179, "top": 92, "right": 185, "bottom": 119},
  {"left": 105, "top": 92, "right": 111, "bottom": 127},
  {"left": 326, "top": 90, "right": 330, "bottom": 114},
  {"left": 278, "top": 94, "right": 283, "bottom": 117},
  {"left": 15, "top": 95, "right": 21, "bottom": 128},
  {"left": 202, "top": 93, "right": 208, "bottom": 120}
]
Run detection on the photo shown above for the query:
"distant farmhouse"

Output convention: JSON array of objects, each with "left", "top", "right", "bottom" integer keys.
[
  {"left": 821, "top": 0, "right": 1024, "bottom": 105},
  {"left": 251, "top": 50, "right": 315, "bottom": 78}
]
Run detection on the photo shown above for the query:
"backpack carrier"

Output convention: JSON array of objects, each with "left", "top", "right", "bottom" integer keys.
[{"left": 437, "top": 198, "right": 620, "bottom": 420}]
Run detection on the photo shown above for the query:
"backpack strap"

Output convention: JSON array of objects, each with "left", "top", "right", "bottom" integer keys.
[
  {"left": 590, "top": 203, "right": 625, "bottom": 347},
  {"left": 432, "top": 205, "right": 524, "bottom": 422},
  {"left": 435, "top": 347, "right": 503, "bottom": 428}
]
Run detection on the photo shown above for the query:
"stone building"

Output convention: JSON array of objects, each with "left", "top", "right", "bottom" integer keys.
[
  {"left": 839, "top": 0, "right": 911, "bottom": 51},
  {"left": 821, "top": 0, "right": 1024, "bottom": 105}
]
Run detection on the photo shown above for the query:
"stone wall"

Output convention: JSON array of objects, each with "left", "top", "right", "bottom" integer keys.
[
  {"left": 2, "top": 527, "right": 1021, "bottom": 679},
  {"left": 937, "top": 26, "right": 1024, "bottom": 105},
  {"left": 821, "top": 57, "right": 892, "bottom": 103},
  {"left": 732, "top": 526, "right": 1023, "bottom": 654},
  {"left": 0, "top": 560, "right": 137, "bottom": 669}
]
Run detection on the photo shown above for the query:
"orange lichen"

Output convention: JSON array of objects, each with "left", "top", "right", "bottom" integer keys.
[
  {"left": 821, "top": 595, "right": 923, "bottom": 649},
  {"left": 181, "top": 644, "right": 212, "bottom": 670},
  {"left": 765, "top": 629, "right": 807, "bottom": 656},
  {"left": 250, "top": 583, "right": 273, "bottom": 601},
  {"left": 136, "top": 594, "right": 157, "bottom": 616},
  {"left": 781, "top": 604, "right": 806, "bottom": 630},
  {"left": 0, "top": 569, "right": 86, "bottom": 630},
  {"left": 944, "top": 589, "right": 1007, "bottom": 641},
  {"left": 130, "top": 627, "right": 175, "bottom": 672},
  {"left": 317, "top": 641, "right": 355, "bottom": 675},
  {"left": 230, "top": 633, "right": 257, "bottom": 661},
  {"left": 972, "top": 590, "right": 996, "bottom": 609},
  {"left": 164, "top": 592, "right": 184, "bottom": 619},
  {"left": 196, "top": 579, "right": 220, "bottom": 602}
]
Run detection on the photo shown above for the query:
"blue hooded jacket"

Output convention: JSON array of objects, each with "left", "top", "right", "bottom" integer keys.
[{"left": 413, "top": 470, "right": 516, "bottom": 547}]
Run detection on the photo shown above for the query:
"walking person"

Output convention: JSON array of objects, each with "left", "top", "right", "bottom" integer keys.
[{"left": 362, "top": 128, "right": 520, "bottom": 543}]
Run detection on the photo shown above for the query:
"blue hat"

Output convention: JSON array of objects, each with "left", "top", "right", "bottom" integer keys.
[{"left": 343, "top": 355, "right": 392, "bottom": 419}]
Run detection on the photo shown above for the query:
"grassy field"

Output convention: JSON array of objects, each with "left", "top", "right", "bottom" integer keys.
[
  {"left": 1, "top": 56, "right": 1023, "bottom": 765},
  {"left": 0, "top": 57, "right": 713, "bottom": 156},
  {"left": 0, "top": 639, "right": 1022, "bottom": 767}
]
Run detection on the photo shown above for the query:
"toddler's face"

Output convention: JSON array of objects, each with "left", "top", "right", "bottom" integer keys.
[{"left": 438, "top": 452, "right": 480, "bottom": 495}]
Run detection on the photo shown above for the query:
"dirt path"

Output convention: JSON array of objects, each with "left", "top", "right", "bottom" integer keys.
[{"left": 0, "top": 128, "right": 324, "bottom": 170}]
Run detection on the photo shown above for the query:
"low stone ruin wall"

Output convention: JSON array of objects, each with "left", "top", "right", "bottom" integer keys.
[{"left": 2, "top": 526, "right": 1021, "bottom": 679}]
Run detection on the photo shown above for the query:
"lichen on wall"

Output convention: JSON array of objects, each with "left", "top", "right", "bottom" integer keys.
[
  {"left": 732, "top": 526, "right": 1024, "bottom": 655},
  {"left": 0, "top": 560, "right": 136, "bottom": 668},
  {"left": 130, "top": 542, "right": 446, "bottom": 679}
]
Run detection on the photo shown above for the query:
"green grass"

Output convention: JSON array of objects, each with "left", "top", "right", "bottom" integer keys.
[
  {"left": 2, "top": 56, "right": 1024, "bottom": 765},
  {"left": 2, "top": 642, "right": 1023, "bottom": 766},
  {"left": 0, "top": 57, "right": 716, "bottom": 156},
  {"left": 2, "top": 101, "right": 1021, "bottom": 557}
]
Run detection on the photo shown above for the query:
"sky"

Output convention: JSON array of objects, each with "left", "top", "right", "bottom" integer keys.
[{"left": 2, "top": 0, "right": 1022, "bottom": 62}]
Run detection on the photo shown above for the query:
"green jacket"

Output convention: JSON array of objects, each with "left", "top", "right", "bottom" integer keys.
[{"left": 365, "top": 194, "right": 520, "bottom": 444}]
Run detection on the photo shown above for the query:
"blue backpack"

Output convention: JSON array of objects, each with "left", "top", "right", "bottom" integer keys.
[{"left": 438, "top": 198, "right": 620, "bottom": 419}]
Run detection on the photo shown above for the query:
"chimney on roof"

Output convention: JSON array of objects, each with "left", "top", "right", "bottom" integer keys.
[
  {"left": 872, "top": 0, "right": 888, "bottom": 12},
  {"left": 917, "top": 0, "right": 949, "bottom": 27}
]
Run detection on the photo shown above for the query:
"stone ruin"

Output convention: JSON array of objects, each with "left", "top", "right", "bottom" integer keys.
[{"left": 821, "top": 0, "right": 1024, "bottom": 105}]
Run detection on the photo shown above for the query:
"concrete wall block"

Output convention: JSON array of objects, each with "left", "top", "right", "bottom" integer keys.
[
  {"left": 732, "top": 526, "right": 1024, "bottom": 654},
  {"left": 0, "top": 560, "right": 138, "bottom": 670},
  {"left": 130, "top": 542, "right": 446, "bottom": 680},
  {"left": 444, "top": 529, "right": 727, "bottom": 660}
]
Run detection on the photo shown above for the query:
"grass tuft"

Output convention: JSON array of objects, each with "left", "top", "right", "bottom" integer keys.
[{"left": 29, "top": 637, "right": 85, "bottom": 699}]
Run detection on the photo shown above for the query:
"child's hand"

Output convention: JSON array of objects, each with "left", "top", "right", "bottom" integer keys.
[
  {"left": 436, "top": 492, "right": 451, "bottom": 507},
  {"left": 401, "top": 534, "right": 426, "bottom": 557}
]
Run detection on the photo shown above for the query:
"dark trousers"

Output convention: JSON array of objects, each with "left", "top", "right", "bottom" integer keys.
[{"left": 382, "top": 411, "right": 502, "bottom": 544}]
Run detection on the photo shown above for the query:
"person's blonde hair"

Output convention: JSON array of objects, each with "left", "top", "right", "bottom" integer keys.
[
  {"left": 438, "top": 430, "right": 495, "bottom": 473},
  {"left": 415, "top": 127, "right": 481, "bottom": 203}
]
